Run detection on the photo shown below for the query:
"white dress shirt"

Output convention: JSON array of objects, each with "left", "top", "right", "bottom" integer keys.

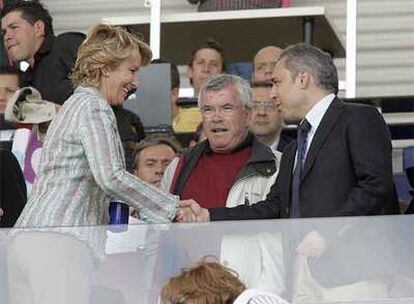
[
  {"left": 293, "top": 93, "right": 335, "bottom": 171},
  {"left": 303, "top": 93, "right": 335, "bottom": 158},
  {"left": 234, "top": 288, "right": 290, "bottom": 304}
]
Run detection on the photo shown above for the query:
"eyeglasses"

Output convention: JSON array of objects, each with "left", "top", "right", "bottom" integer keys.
[
  {"left": 252, "top": 101, "right": 277, "bottom": 112},
  {"left": 200, "top": 103, "right": 241, "bottom": 118}
]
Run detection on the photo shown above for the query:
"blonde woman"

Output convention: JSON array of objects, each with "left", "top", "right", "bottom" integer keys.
[{"left": 8, "top": 24, "right": 177, "bottom": 304}]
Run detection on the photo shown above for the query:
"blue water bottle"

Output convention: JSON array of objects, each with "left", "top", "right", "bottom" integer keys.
[{"left": 108, "top": 200, "right": 129, "bottom": 232}]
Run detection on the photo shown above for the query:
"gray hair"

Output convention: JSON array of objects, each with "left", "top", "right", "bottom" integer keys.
[
  {"left": 198, "top": 74, "right": 252, "bottom": 108},
  {"left": 279, "top": 43, "right": 338, "bottom": 95}
]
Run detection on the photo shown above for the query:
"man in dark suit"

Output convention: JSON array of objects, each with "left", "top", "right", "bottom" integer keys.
[{"left": 178, "top": 43, "right": 397, "bottom": 222}]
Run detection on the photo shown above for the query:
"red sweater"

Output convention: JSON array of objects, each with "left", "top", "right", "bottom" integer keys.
[{"left": 180, "top": 147, "right": 252, "bottom": 208}]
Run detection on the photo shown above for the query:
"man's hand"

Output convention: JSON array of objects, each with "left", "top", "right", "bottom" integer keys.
[
  {"left": 176, "top": 199, "right": 210, "bottom": 223},
  {"left": 296, "top": 230, "right": 327, "bottom": 258}
]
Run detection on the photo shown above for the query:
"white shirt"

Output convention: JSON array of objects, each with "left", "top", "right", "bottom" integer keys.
[
  {"left": 270, "top": 137, "right": 280, "bottom": 152},
  {"left": 293, "top": 93, "right": 335, "bottom": 170},
  {"left": 303, "top": 93, "right": 335, "bottom": 158},
  {"left": 233, "top": 289, "right": 290, "bottom": 304}
]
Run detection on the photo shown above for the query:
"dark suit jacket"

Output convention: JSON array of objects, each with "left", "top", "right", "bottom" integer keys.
[
  {"left": 210, "top": 98, "right": 398, "bottom": 220},
  {"left": 276, "top": 131, "right": 294, "bottom": 153},
  {"left": 0, "top": 149, "right": 27, "bottom": 227},
  {"left": 22, "top": 32, "right": 86, "bottom": 105}
]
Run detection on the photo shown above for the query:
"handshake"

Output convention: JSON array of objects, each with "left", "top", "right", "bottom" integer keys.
[{"left": 175, "top": 199, "right": 210, "bottom": 223}]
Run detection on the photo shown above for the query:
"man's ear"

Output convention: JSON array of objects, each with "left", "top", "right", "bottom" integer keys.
[
  {"left": 33, "top": 20, "right": 45, "bottom": 37},
  {"left": 171, "top": 87, "right": 179, "bottom": 103},
  {"left": 296, "top": 71, "right": 311, "bottom": 89}
]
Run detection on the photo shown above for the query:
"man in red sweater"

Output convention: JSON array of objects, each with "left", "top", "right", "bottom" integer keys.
[
  {"left": 162, "top": 74, "right": 285, "bottom": 294},
  {"left": 162, "top": 74, "right": 281, "bottom": 209}
]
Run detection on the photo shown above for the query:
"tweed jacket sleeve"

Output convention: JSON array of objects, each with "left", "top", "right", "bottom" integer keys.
[{"left": 78, "top": 96, "right": 177, "bottom": 223}]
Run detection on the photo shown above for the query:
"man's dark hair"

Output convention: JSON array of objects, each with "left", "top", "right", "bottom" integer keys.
[
  {"left": 187, "top": 38, "right": 226, "bottom": 71},
  {"left": 2, "top": 0, "right": 54, "bottom": 36},
  {"left": 0, "top": 65, "right": 21, "bottom": 86},
  {"left": 151, "top": 58, "right": 180, "bottom": 90}
]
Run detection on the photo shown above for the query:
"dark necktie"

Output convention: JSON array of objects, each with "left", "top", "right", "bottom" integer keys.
[{"left": 290, "top": 119, "right": 311, "bottom": 218}]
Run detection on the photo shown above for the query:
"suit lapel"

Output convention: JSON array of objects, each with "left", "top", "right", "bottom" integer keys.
[{"left": 301, "top": 98, "right": 345, "bottom": 180}]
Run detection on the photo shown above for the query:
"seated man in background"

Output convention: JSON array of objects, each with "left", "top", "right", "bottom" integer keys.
[
  {"left": 174, "top": 39, "right": 225, "bottom": 134},
  {"left": 162, "top": 74, "right": 285, "bottom": 293},
  {"left": 253, "top": 45, "right": 282, "bottom": 84},
  {"left": 0, "top": 65, "right": 20, "bottom": 114},
  {"left": 0, "top": 65, "right": 20, "bottom": 145},
  {"left": 134, "top": 134, "right": 181, "bottom": 188},
  {"left": 187, "top": 39, "right": 225, "bottom": 97},
  {"left": 129, "top": 134, "right": 181, "bottom": 219},
  {"left": 250, "top": 82, "right": 292, "bottom": 152}
]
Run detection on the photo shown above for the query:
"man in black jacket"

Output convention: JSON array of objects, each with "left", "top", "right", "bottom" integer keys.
[
  {"left": 0, "top": 148, "right": 26, "bottom": 227},
  {"left": 1, "top": 1, "right": 85, "bottom": 104},
  {"left": 179, "top": 43, "right": 398, "bottom": 222}
]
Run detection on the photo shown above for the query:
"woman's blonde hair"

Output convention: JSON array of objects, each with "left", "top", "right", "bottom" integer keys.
[
  {"left": 161, "top": 258, "right": 246, "bottom": 304},
  {"left": 71, "top": 24, "right": 152, "bottom": 88}
]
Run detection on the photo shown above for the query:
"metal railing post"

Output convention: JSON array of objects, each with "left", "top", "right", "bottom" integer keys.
[{"left": 346, "top": 0, "right": 357, "bottom": 98}]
